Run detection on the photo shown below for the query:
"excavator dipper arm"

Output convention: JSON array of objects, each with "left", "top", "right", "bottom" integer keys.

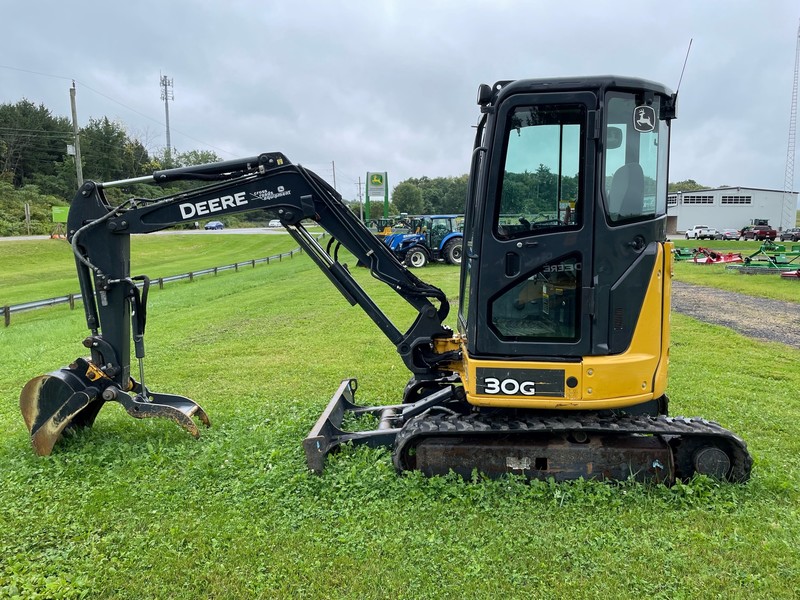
[{"left": 21, "top": 152, "right": 455, "bottom": 455}]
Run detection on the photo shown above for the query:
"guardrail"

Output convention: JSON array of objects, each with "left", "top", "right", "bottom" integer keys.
[{"left": 2, "top": 246, "right": 310, "bottom": 327}]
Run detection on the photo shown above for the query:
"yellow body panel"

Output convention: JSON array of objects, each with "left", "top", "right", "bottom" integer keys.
[{"left": 448, "top": 243, "right": 671, "bottom": 410}]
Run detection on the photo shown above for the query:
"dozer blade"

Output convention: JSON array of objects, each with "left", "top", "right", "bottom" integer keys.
[
  {"left": 304, "top": 379, "right": 403, "bottom": 473},
  {"left": 304, "top": 377, "right": 465, "bottom": 473},
  {"left": 20, "top": 369, "right": 103, "bottom": 456},
  {"left": 20, "top": 362, "right": 211, "bottom": 456}
]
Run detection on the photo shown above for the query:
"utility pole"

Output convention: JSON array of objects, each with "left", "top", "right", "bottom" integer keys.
[
  {"left": 331, "top": 160, "right": 337, "bottom": 190},
  {"left": 69, "top": 81, "right": 83, "bottom": 186},
  {"left": 357, "top": 177, "right": 363, "bottom": 221},
  {"left": 160, "top": 74, "right": 174, "bottom": 167}
]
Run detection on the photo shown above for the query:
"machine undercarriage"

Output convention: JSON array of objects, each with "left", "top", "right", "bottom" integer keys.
[{"left": 304, "top": 379, "right": 751, "bottom": 484}]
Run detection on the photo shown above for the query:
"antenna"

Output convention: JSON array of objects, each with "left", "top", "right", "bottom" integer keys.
[
  {"left": 675, "top": 39, "right": 693, "bottom": 95},
  {"left": 782, "top": 20, "right": 799, "bottom": 230}
]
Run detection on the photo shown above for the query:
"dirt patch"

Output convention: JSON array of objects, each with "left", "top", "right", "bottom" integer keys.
[{"left": 671, "top": 281, "right": 800, "bottom": 349}]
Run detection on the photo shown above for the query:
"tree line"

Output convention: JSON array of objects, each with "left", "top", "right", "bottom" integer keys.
[
  {"left": 0, "top": 99, "right": 234, "bottom": 235},
  {"left": 1, "top": 98, "right": 712, "bottom": 236}
]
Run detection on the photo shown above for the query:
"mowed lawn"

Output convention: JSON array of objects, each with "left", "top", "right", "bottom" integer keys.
[
  {"left": 0, "top": 235, "right": 799, "bottom": 599},
  {"left": 0, "top": 232, "right": 300, "bottom": 306},
  {"left": 671, "top": 238, "right": 800, "bottom": 301}
]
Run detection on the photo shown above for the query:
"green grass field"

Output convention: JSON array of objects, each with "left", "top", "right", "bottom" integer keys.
[
  {"left": 671, "top": 238, "right": 799, "bottom": 301},
  {"left": 0, "top": 233, "right": 299, "bottom": 306},
  {"left": 1, "top": 235, "right": 799, "bottom": 598}
]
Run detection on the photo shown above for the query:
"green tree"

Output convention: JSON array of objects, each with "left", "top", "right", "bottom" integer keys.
[
  {"left": 395, "top": 175, "right": 470, "bottom": 215},
  {"left": 174, "top": 149, "right": 222, "bottom": 167},
  {"left": 122, "top": 137, "right": 151, "bottom": 176},
  {"left": 668, "top": 179, "right": 709, "bottom": 192},
  {"left": 391, "top": 182, "right": 423, "bottom": 214},
  {"left": 442, "top": 174, "right": 468, "bottom": 213},
  {"left": 0, "top": 181, "right": 68, "bottom": 236},
  {"left": 366, "top": 200, "right": 393, "bottom": 221},
  {"left": 418, "top": 176, "right": 450, "bottom": 213},
  {"left": 0, "top": 100, "right": 72, "bottom": 187},
  {"left": 80, "top": 117, "right": 129, "bottom": 182}
]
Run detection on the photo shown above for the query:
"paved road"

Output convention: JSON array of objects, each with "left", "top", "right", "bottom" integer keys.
[{"left": 672, "top": 281, "right": 800, "bottom": 349}]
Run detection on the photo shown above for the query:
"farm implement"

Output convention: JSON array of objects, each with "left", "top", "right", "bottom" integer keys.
[
  {"left": 726, "top": 242, "right": 800, "bottom": 274},
  {"left": 672, "top": 246, "right": 743, "bottom": 264},
  {"left": 691, "top": 247, "right": 743, "bottom": 264}
]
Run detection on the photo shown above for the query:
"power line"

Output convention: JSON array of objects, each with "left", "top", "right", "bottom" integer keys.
[
  {"left": 0, "top": 64, "right": 72, "bottom": 81},
  {"left": 0, "top": 134, "right": 161, "bottom": 157},
  {"left": 0, "top": 64, "right": 234, "bottom": 157},
  {"left": 0, "top": 127, "right": 73, "bottom": 136}
]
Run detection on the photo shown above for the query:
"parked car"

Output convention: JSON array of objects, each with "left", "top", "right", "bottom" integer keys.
[
  {"left": 204, "top": 221, "right": 224, "bottom": 230},
  {"left": 268, "top": 219, "right": 282, "bottom": 227},
  {"left": 714, "top": 228, "right": 740, "bottom": 240},
  {"left": 685, "top": 225, "right": 718, "bottom": 240},
  {"left": 779, "top": 227, "right": 800, "bottom": 242},
  {"left": 739, "top": 224, "right": 777, "bottom": 241}
]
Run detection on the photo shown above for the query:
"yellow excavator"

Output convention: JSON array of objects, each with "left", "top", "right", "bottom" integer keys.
[{"left": 20, "top": 75, "right": 751, "bottom": 483}]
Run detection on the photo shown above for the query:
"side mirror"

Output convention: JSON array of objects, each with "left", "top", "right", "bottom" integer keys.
[
  {"left": 476, "top": 84, "right": 492, "bottom": 106},
  {"left": 607, "top": 127, "right": 623, "bottom": 150}
]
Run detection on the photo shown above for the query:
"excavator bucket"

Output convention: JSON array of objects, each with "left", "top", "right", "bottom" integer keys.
[
  {"left": 20, "top": 369, "right": 103, "bottom": 456},
  {"left": 20, "top": 359, "right": 211, "bottom": 456}
]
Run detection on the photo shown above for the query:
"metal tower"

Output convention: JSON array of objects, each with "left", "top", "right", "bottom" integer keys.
[
  {"left": 783, "top": 20, "right": 799, "bottom": 229},
  {"left": 160, "top": 74, "right": 174, "bottom": 167}
]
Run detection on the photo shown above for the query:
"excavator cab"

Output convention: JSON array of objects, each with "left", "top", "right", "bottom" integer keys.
[
  {"left": 460, "top": 78, "right": 673, "bottom": 409},
  {"left": 313, "top": 77, "right": 747, "bottom": 483}
]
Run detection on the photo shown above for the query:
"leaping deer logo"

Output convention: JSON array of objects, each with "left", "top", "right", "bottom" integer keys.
[{"left": 634, "top": 106, "right": 656, "bottom": 132}]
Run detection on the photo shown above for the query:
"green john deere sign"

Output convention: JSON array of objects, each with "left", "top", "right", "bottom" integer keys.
[
  {"left": 365, "top": 171, "right": 389, "bottom": 221},
  {"left": 52, "top": 206, "right": 69, "bottom": 223},
  {"left": 367, "top": 172, "right": 386, "bottom": 197}
]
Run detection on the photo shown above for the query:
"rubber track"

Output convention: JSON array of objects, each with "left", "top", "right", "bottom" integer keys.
[{"left": 393, "top": 411, "right": 752, "bottom": 482}]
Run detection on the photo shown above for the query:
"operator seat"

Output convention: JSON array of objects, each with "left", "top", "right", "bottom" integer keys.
[{"left": 608, "top": 162, "right": 644, "bottom": 220}]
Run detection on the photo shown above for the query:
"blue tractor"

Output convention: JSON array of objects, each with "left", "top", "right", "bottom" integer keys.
[{"left": 383, "top": 214, "right": 463, "bottom": 268}]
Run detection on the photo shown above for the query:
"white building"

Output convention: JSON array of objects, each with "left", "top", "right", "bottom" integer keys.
[{"left": 666, "top": 187, "right": 798, "bottom": 234}]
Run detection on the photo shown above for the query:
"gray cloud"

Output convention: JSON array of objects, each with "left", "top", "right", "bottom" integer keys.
[{"left": 2, "top": 0, "right": 798, "bottom": 200}]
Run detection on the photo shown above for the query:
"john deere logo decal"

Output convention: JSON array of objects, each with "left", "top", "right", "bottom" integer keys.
[
  {"left": 370, "top": 173, "right": 384, "bottom": 186},
  {"left": 633, "top": 106, "right": 656, "bottom": 132}
]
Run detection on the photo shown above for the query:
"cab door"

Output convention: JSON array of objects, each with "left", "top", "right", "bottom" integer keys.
[{"left": 464, "top": 91, "right": 598, "bottom": 358}]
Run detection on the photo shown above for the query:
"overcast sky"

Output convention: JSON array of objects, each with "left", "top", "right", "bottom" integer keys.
[{"left": 2, "top": 0, "right": 799, "bottom": 202}]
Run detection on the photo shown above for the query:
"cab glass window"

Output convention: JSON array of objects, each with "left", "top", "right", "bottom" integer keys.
[
  {"left": 490, "top": 255, "right": 580, "bottom": 341},
  {"left": 494, "top": 105, "right": 584, "bottom": 238},
  {"left": 604, "top": 94, "right": 668, "bottom": 223}
]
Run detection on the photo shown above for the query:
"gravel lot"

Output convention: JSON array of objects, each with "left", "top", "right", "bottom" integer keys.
[{"left": 672, "top": 281, "right": 800, "bottom": 349}]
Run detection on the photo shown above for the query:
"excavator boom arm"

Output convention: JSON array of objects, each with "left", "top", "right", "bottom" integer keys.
[{"left": 67, "top": 152, "right": 451, "bottom": 388}]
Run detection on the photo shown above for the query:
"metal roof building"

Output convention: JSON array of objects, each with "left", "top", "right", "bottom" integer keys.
[{"left": 666, "top": 187, "right": 798, "bottom": 234}]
